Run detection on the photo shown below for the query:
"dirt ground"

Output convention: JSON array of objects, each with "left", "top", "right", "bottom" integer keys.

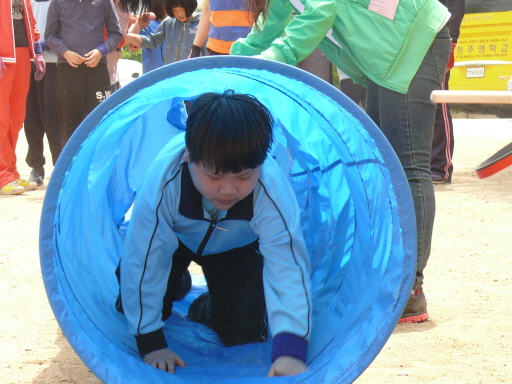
[{"left": 1, "top": 117, "right": 511, "bottom": 384}]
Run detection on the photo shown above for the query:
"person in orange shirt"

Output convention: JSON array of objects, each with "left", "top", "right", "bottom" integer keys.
[{"left": 188, "top": 0, "right": 260, "bottom": 57}]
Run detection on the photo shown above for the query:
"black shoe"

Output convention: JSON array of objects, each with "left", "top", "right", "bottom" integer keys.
[
  {"left": 188, "top": 292, "right": 212, "bottom": 327},
  {"left": 175, "top": 270, "right": 192, "bottom": 301},
  {"left": 29, "top": 167, "right": 45, "bottom": 186},
  {"left": 431, "top": 173, "right": 451, "bottom": 184}
]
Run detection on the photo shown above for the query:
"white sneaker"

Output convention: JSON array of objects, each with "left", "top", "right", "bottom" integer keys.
[
  {"left": 14, "top": 178, "right": 38, "bottom": 190},
  {"left": 0, "top": 181, "right": 25, "bottom": 195}
]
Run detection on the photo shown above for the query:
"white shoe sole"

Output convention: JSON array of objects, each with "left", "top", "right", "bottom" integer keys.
[{"left": 0, "top": 188, "right": 25, "bottom": 195}]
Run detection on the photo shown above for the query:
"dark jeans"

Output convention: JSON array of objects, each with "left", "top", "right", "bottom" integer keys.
[
  {"left": 366, "top": 27, "right": 451, "bottom": 291},
  {"left": 56, "top": 63, "right": 110, "bottom": 148},
  {"left": 340, "top": 78, "right": 366, "bottom": 109},
  {"left": 297, "top": 47, "right": 333, "bottom": 84},
  {"left": 431, "top": 71, "right": 454, "bottom": 181},
  {"left": 24, "top": 62, "right": 61, "bottom": 168}
]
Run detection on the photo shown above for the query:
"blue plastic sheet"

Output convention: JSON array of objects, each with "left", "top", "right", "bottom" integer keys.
[{"left": 40, "top": 56, "right": 417, "bottom": 383}]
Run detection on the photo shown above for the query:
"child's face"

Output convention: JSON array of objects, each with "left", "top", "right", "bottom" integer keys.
[
  {"left": 172, "top": 7, "right": 191, "bottom": 23},
  {"left": 184, "top": 150, "right": 261, "bottom": 211}
]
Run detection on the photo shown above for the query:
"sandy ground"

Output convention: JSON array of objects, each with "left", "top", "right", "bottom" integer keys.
[{"left": 1, "top": 118, "right": 511, "bottom": 384}]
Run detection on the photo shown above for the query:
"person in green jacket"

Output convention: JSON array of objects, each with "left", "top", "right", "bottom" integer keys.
[
  {"left": 230, "top": 0, "right": 452, "bottom": 325},
  {"left": 118, "top": 0, "right": 450, "bottom": 327}
]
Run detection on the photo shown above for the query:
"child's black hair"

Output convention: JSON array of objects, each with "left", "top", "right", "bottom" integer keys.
[
  {"left": 150, "top": 0, "right": 167, "bottom": 20},
  {"left": 185, "top": 90, "right": 274, "bottom": 174},
  {"left": 165, "top": 0, "right": 197, "bottom": 19}
]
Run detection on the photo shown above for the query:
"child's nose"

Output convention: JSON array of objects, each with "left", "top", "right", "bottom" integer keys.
[{"left": 220, "top": 181, "right": 236, "bottom": 195}]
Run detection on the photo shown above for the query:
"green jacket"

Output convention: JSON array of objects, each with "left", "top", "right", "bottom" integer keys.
[{"left": 230, "top": 0, "right": 449, "bottom": 93}]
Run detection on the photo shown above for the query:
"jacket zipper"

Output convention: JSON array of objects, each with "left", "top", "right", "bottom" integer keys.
[
  {"left": 177, "top": 22, "right": 186, "bottom": 61},
  {"left": 196, "top": 218, "right": 226, "bottom": 256}
]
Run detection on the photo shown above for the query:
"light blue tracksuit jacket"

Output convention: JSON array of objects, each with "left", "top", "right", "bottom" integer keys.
[{"left": 119, "top": 133, "right": 312, "bottom": 358}]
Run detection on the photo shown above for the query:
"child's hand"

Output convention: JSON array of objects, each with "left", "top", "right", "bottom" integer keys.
[
  {"left": 62, "top": 50, "right": 85, "bottom": 68},
  {"left": 84, "top": 49, "right": 102, "bottom": 68},
  {"left": 267, "top": 356, "right": 307, "bottom": 377},
  {"left": 143, "top": 348, "right": 186, "bottom": 373},
  {"left": 138, "top": 12, "right": 155, "bottom": 29},
  {"left": 125, "top": 33, "right": 142, "bottom": 49}
]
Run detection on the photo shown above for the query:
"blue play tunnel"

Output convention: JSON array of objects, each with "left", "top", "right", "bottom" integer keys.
[{"left": 40, "top": 56, "right": 416, "bottom": 383}]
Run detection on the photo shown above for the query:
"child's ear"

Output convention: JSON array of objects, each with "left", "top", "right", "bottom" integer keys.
[{"left": 183, "top": 148, "right": 190, "bottom": 162}]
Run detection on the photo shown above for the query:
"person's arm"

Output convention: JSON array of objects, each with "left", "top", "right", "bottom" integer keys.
[
  {"left": 44, "top": 0, "right": 68, "bottom": 58},
  {"left": 34, "top": 41, "right": 46, "bottom": 80},
  {"left": 230, "top": 0, "right": 294, "bottom": 57},
  {"left": 231, "top": 0, "right": 336, "bottom": 66},
  {"left": 27, "top": 3, "right": 46, "bottom": 80},
  {"left": 129, "top": 12, "right": 155, "bottom": 34},
  {"left": 268, "top": 356, "right": 307, "bottom": 377},
  {"left": 445, "top": 0, "right": 465, "bottom": 72},
  {"left": 119, "top": 161, "right": 185, "bottom": 370},
  {"left": 143, "top": 348, "right": 186, "bottom": 373},
  {"left": 131, "top": 19, "right": 166, "bottom": 50},
  {"left": 97, "top": 0, "right": 124, "bottom": 57},
  {"left": 251, "top": 159, "right": 312, "bottom": 376},
  {"left": 446, "top": 0, "right": 465, "bottom": 44},
  {"left": 43, "top": 0, "right": 84, "bottom": 66},
  {"left": 85, "top": 0, "right": 123, "bottom": 67},
  {"left": 190, "top": 0, "right": 210, "bottom": 56},
  {"left": 127, "top": 13, "right": 156, "bottom": 51},
  {"left": 124, "top": 33, "right": 143, "bottom": 49}
]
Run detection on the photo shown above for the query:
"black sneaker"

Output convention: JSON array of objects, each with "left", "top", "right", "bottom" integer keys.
[
  {"left": 398, "top": 287, "right": 429, "bottom": 324},
  {"left": 431, "top": 173, "right": 451, "bottom": 184},
  {"left": 29, "top": 167, "right": 45, "bottom": 186},
  {"left": 188, "top": 292, "right": 212, "bottom": 327}
]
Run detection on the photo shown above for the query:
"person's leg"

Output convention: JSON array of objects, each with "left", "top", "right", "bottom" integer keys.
[
  {"left": 160, "top": 242, "right": 193, "bottom": 320},
  {"left": 340, "top": 78, "right": 367, "bottom": 109},
  {"left": 297, "top": 48, "right": 333, "bottom": 84},
  {"left": 38, "top": 62, "right": 61, "bottom": 166},
  {"left": 366, "top": 29, "right": 451, "bottom": 299},
  {"left": 364, "top": 81, "right": 379, "bottom": 128},
  {"left": 84, "top": 63, "right": 113, "bottom": 115},
  {"left": 8, "top": 48, "right": 32, "bottom": 180},
  {"left": 115, "top": 240, "right": 192, "bottom": 320},
  {"left": 110, "top": 81, "right": 120, "bottom": 94},
  {"left": 56, "top": 64, "right": 88, "bottom": 149},
  {"left": 359, "top": 84, "right": 367, "bottom": 110},
  {"left": 0, "top": 59, "right": 18, "bottom": 189},
  {"left": 431, "top": 71, "right": 454, "bottom": 183},
  {"left": 24, "top": 63, "right": 46, "bottom": 172},
  {"left": 193, "top": 241, "right": 268, "bottom": 346}
]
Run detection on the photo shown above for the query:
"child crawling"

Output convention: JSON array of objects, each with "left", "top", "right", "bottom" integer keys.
[{"left": 116, "top": 90, "right": 312, "bottom": 377}]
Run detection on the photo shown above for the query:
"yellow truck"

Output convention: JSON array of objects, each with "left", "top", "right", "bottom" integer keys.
[{"left": 449, "top": 1, "right": 512, "bottom": 117}]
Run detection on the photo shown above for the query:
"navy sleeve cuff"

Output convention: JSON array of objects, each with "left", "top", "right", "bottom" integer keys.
[
  {"left": 271, "top": 333, "right": 308, "bottom": 363},
  {"left": 96, "top": 44, "right": 109, "bottom": 58},
  {"left": 34, "top": 42, "right": 42, "bottom": 54},
  {"left": 135, "top": 328, "right": 168, "bottom": 356}
]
